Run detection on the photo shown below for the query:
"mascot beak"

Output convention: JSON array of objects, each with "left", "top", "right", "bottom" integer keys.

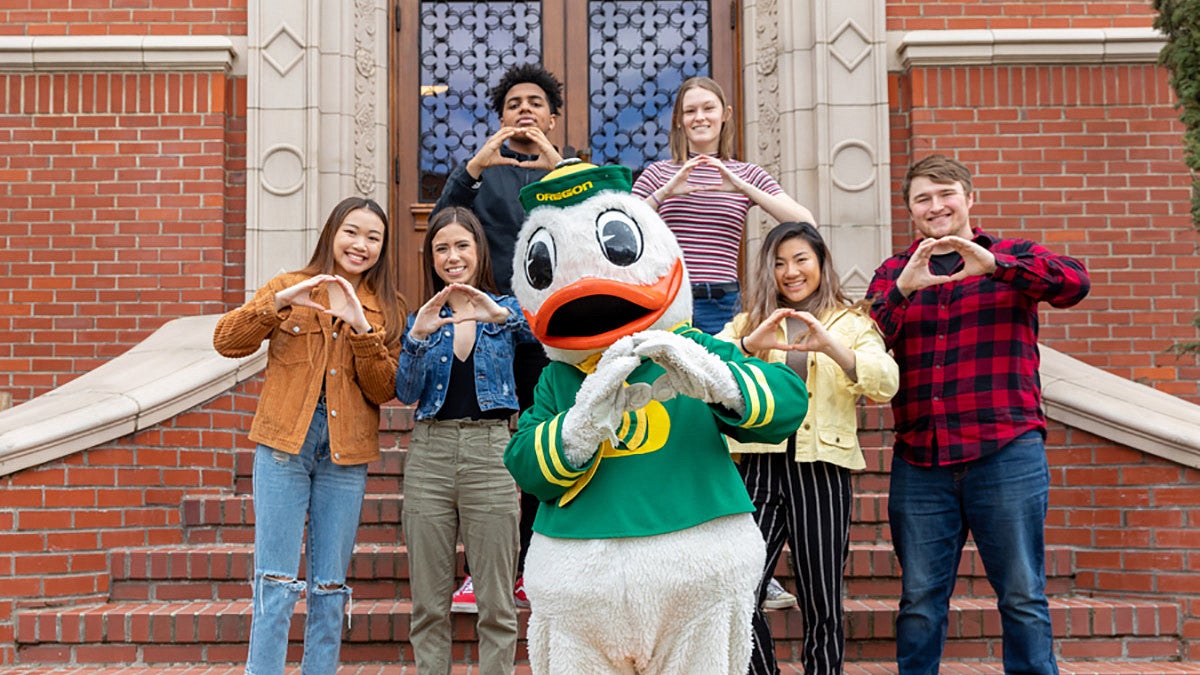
[{"left": 523, "top": 258, "right": 685, "bottom": 350}]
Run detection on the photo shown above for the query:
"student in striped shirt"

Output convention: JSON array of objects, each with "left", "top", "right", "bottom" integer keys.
[{"left": 632, "top": 76, "right": 815, "bottom": 335}]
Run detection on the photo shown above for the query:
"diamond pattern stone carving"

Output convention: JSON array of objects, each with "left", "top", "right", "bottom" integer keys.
[
  {"left": 829, "top": 18, "right": 871, "bottom": 72},
  {"left": 263, "top": 23, "right": 305, "bottom": 77}
]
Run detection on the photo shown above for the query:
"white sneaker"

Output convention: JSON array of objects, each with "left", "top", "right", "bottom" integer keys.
[
  {"left": 762, "top": 577, "right": 796, "bottom": 610},
  {"left": 450, "top": 576, "right": 478, "bottom": 614}
]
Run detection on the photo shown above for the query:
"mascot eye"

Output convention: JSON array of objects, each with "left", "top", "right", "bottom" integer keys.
[
  {"left": 595, "top": 209, "right": 643, "bottom": 267},
  {"left": 524, "top": 227, "right": 556, "bottom": 290}
]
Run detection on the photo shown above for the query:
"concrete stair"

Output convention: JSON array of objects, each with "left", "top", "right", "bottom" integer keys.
[
  {"left": 14, "top": 595, "right": 1190, "bottom": 665},
  {"left": 12, "top": 411, "right": 1200, "bottom": 671}
]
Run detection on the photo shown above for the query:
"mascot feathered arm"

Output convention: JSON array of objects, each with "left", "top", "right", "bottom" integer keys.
[
  {"left": 640, "top": 325, "right": 809, "bottom": 444},
  {"left": 503, "top": 337, "right": 646, "bottom": 503},
  {"left": 503, "top": 327, "right": 809, "bottom": 504}
]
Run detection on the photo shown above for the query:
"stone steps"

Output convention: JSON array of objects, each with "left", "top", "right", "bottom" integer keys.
[
  {"left": 12, "top": 416, "right": 1197, "bottom": 671},
  {"left": 104, "top": 541, "right": 1076, "bottom": 603},
  {"left": 15, "top": 596, "right": 1187, "bottom": 666}
]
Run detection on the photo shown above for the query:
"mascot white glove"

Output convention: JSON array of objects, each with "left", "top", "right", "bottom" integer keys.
[
  {"left": 561, "top": 336, "right": 652, "bottom": 467},
  {"left": 631, "top": 330, "right": 745, "bottom": 416}
]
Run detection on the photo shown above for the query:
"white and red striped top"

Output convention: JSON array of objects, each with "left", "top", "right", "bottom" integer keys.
[{"left": 632, "top": 157, "right": 784, "bottom": 283}]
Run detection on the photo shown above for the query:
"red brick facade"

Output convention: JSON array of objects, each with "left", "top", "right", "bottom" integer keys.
[
  {"left": 889, "top": 61, "right": 1200, "bottom": 401},
  {"left": 886, "top": 1, "right": 1157, "bottom": 30},
  {"left": 0, "top": 71, "right": 247, "bottom": 403},
  {"left": 0, "top": 381, "right": 260, "bottom": 664}
]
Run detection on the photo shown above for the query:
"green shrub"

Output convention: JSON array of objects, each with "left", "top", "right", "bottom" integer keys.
[
  {"left": 1154, "top": 0, "right": 1200, "bottom": 225},
  {"left": 1154, "top": 0, "right": 1200, "bottom": 356}
]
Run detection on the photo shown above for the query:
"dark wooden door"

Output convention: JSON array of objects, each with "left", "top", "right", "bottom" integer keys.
[{"left": 390, "top": 0, "right": 739, "bottom": 302}]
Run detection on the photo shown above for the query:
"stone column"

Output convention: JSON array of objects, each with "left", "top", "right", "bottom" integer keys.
[
  {"left": 742, "top": 0, "right": 890, "bottom": 298},
  {"left": 245, "top": 0, "right": 388, "bottom": 293}
]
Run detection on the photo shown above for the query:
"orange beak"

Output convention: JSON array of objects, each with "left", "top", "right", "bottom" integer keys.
[{"left": 523, "top": 258, "right": 685, "bottom": 351}]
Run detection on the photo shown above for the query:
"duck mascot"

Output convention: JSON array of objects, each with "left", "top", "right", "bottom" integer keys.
[{"left": 503, "top": 160, "right": 809, "bottom": 674}]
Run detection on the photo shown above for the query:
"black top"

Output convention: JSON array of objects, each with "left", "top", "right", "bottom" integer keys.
[
  {"left": 435, "top": 346, "right": 513, "bottom": 422},
  {"left": 929, "top": 251, "right": 962, "bottom": 277}
]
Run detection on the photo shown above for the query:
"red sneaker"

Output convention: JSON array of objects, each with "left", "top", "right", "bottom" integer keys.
[
  {"left": 451, "top": 576, "right": 477, "bottom": 614},
  {"left": 513, "top": 576, "right": 530, "bottom": 608}
]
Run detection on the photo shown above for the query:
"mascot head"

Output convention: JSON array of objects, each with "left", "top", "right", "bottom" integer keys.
[{"left": 512, "top": 160, "right": 692, "bottom": 365}]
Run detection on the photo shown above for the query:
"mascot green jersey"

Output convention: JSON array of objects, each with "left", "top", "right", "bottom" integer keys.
[{"left": 503, "top": 160, "right": 808, "bottom": 674}]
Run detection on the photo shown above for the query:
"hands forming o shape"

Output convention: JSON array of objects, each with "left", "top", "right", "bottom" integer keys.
[
  {"left": 897, "top": 235, "right": 997, "bottom": 296},
  {"left": 274, "top": 274, "right": 372, "bottom": 334},
  {"left": 409, "top": 284, "right": 510, "bottom": 341},
  {"left": 471, "top": 127, "right": 562, "bottom": 174},
  {"left": 742, "top": 308, "right": 834, "bottom": 356}
]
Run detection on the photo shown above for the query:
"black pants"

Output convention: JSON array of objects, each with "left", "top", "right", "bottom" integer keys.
[{"left": 740, "top": 445, "right": 852, "bottom": 675}]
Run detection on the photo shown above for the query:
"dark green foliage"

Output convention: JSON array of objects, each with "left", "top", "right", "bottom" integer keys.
[
  {"left": 1165, "top": 315, "right": 1200, "bottom": 356},
  {"left": 1154, "top": 0, "right": 1200, "bottom": 225},
  {"left": 1154, "top": 0, "right": 1200, "bottom": 356}
]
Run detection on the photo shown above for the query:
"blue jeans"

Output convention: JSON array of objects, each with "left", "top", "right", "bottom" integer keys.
[
  {"left": 246, "top": 398, "right": 368, "bottom": 675},
  {"left": 692, "top": 290, "right": 741, "bottom": 335},
  {"left": 889, "top": 431, "right": 1057, "bottom": 675}
]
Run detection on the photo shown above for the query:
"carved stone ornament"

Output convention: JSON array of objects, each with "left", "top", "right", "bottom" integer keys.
[
  {"left": 354, "top": 0, "right": 377, "bottom": 197},
  {"left": 753, "top": 0, "right": 782, "bottom": 179}
]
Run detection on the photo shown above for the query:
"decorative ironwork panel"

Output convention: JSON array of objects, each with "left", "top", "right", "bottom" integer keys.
[
  {"left": 419, "top": 2, "right": 542, "bottom": 202},
  {"left": 588, "top": 1, "right": 710, "bottom": 171}
]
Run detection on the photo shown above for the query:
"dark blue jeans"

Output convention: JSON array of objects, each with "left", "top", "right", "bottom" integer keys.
[
  {"left": 692, "top": 290, "right": 740, "bottom": 335},
  {"left": 888, "top": 431, "right": 1058, "bottom": 675}
]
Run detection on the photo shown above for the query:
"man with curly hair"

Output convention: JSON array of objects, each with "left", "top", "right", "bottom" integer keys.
[
  {"left": 434, "top": 62, "right": 568, "bottom": 296},
  {"left": 431, "top": 62, "right": 571, "bottom": 625}
]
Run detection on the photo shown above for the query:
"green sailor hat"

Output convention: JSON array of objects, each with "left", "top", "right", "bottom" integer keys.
[{"left": 519, "top": 158, "right": 633, "bottom": 212}]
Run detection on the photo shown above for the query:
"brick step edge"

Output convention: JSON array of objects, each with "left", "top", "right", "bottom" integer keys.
[
  {"left": 8, "top": 661, "right": 1200, "bottom": 674},
  {"left": 181, "top": 492, "right": 901, "bottom": 527},
  {"left": 108, "top": 541, "right": 1073, "bottom": 583},
  {"left": 17, "top": 596, "right": 1182, "bottom": 645}
]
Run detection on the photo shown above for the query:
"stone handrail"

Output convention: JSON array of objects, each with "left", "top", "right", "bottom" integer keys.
[
  {"left": 0, "top": 319, "right": 1197, "bottom": 476},
  {"left": 1040, "top": 344, "right": 1200, "bottom": 470},
  {"left": 0, "top": 315, "right": 265, "bottom": 477}
]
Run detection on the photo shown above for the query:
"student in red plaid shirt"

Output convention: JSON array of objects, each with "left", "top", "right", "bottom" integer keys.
[{"left": 867, "top": 154, "right": 1090, "bottom": 674}]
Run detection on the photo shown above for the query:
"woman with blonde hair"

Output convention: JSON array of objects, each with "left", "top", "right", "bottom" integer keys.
[{"left": 632, "top": 76, "right": 814, "bottom": 335}]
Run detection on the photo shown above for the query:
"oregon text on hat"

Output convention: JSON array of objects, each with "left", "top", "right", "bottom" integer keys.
[{"left": 519, "top": 161, "right": 633, "bottom": 212}]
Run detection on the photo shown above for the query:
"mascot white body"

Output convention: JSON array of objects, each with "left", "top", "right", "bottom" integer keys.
[{"left": 503, "top": 161, "right": 807, "bottom": 675}]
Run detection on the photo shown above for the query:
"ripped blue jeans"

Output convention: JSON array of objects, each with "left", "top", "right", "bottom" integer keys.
[{"left": 246, "top": 397, "right": 368, "bottom": 675}]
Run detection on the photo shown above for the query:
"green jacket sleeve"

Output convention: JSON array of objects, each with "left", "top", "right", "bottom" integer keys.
[
  {"left": 675, "top": 325, "right": 809, "bottom": 445},
  {"left": 503, "top": 363, "right": 600, "bottom": 503}
]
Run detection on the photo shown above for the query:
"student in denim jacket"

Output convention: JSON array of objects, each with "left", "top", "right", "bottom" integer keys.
[
  {"left": 394, "top": 206, "right": 537, "bottom": 675},
  {"left": 213, "top": 197, "right": 405, "bottom": 675}
]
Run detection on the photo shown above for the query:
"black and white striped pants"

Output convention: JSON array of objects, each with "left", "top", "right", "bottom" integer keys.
[{"left": 740, "top": 444, "right": 852, "bottom": 675}]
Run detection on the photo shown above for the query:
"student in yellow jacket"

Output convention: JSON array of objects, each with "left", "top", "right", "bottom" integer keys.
[{"left": 717, "top": 220, "right": 898, "bottom": 675}]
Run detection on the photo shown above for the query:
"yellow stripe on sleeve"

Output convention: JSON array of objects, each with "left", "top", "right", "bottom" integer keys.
[
  {"left": 730, "top": 363, "right": 762, "bottom": 426},
  {"left": 743, "top": 363, "right": 776, "bottom": 427},
  {"left": 533, "top": 417, "right": 584, "bottom": 487},
  {"left": 545, "top": 415, "right": 587, "bottom": 479}
]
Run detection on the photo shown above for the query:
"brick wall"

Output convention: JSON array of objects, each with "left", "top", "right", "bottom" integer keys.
[
  {"left": 1045, "top": 421, "right": 1200, "bottom": 660},
  {"left": 0, "top": 71, "right": 243, "bottom": 404},
  {"left": 0, "top": 2, "right": 246, "bottom": 36},
  {"left": 221, "top": 76, "right": 248, "bottom": 309},
  {"left": 0, "top": 381, "right": 258, "bottom": 665},
  {"left": 886, "top": 1, "right": 1157, "bottom": 30},
  {"left": 889, "top": 62, "right": 1200, "bottom": 403}
]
